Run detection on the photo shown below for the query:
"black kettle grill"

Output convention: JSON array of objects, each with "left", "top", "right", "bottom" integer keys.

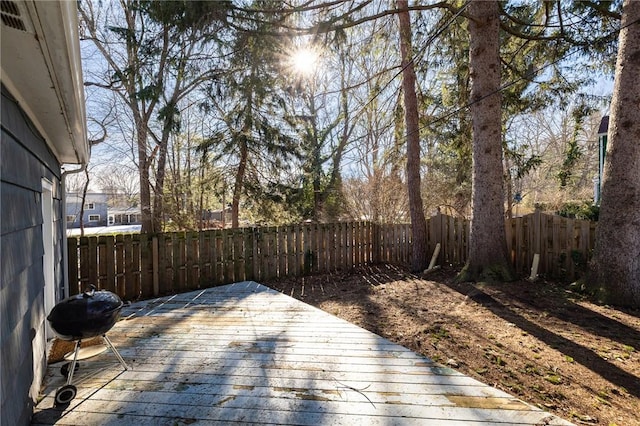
[{"left": 47, "top": 286, "right": 129, "bottom": 406}]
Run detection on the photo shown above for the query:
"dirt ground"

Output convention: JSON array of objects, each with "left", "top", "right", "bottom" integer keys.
[{"left": 264, "top": 264, "right": 640, "bottom": 426}]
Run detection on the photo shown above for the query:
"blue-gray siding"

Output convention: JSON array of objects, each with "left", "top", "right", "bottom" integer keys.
[
  {"left": 66, "top": 199, "right": 108, "bottom": 228},
  {"left": 1, "top": 85, "right": 65, "bottom": 426}
]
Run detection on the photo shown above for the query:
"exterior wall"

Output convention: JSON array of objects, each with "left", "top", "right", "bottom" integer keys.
[
  {"left": 1, "top": 86, "right": 65, "bottom": 425},
  {"left": 66, "top": 193, "right": 108, "bottom": 228},
  {"left": 108, "top": 209, "right": 142, "bottom": 226}
]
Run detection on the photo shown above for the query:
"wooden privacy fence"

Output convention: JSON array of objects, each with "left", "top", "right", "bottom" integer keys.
[
  {"left": 68, "top": 222, "right": 376, "bottom": 300},
  {"left": 505, "top": 210, "right": 596, "bottom": 281},
  {"left": 67, "top": 211, "right": 596, "bottom": 300}
]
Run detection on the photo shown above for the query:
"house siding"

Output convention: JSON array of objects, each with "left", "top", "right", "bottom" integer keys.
[
  {"left": 1, "top": 86, "right": 65, "bottom": 425},
  {"left": 66, "top": 193, "right": 109, "bottom": 228}
]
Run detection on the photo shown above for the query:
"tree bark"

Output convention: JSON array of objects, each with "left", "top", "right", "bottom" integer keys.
[
  {"left": 397, "top": 0, "right": 428, "bottom": 272},
  {"left": 309, "top": 94, "right": 323, "bottom": 222},
  {"left": 137, "top": 120, "right": 154, "bottom": 233},
  {"left": 588, "top": 0, "right": 640, "bottom": 308},
  {"left": 232, "top": 139, "right": 248, "bottom": 229},
  {"left": 459, "top": 0, "right": 514, "bottom": 282},
  {"left": 152, "top": 136, "right": 169, "bottom": 233}
]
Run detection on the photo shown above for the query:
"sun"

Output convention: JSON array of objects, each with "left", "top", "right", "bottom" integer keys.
[{"left": 289, "top": 46, "right": 320, "bottom": 77}]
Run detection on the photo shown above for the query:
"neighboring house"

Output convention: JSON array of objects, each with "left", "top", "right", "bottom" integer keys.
[
  {"left": 66, "top": 192, "right": 109, "bottom": 228},
  {"left": 201, "top": 208, "right": 232, "bottom": 228},
  {"left": 66, "top": 192, "right": 142, "bottom": 228},
  {"left": 202, "top": 208, "right": 231, "bottom": 222},
  {"left": 1, "top": 2, "right": 88, "bottom": 425},
  {"left": 107, "top": 191, "right": 142, "bottom": 226},
  {"left": 108, "top": 206, "right": 142, "bottom": 226}
]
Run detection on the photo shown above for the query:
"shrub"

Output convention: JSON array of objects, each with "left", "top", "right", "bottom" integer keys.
[{"left": 556, "top": 201, "right": 599, "bottom": 221}]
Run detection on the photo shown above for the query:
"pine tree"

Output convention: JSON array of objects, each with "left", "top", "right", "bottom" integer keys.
[
  {"left": 459, "top": 0, "right": 514, "bottom": 282},
  {"left": 588, "top": 0, "right": 640, "bottom": 308}
]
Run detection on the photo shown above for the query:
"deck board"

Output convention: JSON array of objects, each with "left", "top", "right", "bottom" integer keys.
[{"left": 33, "top": 282, "right": 573, "bottom": 425}]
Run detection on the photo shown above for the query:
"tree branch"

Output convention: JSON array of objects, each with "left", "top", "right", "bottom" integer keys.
[
  {"left": 226, "top": 2, "right": 462, "bottom": 36},
  {"left": 580, "top": 1, "right": 621, "bottom": 20}
]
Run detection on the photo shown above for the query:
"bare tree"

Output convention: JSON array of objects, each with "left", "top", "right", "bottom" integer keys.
[
  {"left": 505, "top": 107, "right": 602, "bottom": 213},
  {"left": 96, "top": 164, "right": 139, "bottom": 205},
  {"left": 79, "top": 0, "right": 228, "bottom": 232}
]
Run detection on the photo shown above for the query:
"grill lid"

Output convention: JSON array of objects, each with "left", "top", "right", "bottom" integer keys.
[{"left": 47, "top": 286, "right": 124, "bottom": 340}]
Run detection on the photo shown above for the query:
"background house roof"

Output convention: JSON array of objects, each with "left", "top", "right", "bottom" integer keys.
[
  {"left": 1, "top": 0, "right": 88, "bottom": 164},
  {"left": 598, "top": 115, "right": 609, "bottom": 135}
]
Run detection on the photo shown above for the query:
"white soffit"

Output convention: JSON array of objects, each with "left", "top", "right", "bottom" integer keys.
[{"left": 1, "top": 0, "right": 89, "bottom": 164}]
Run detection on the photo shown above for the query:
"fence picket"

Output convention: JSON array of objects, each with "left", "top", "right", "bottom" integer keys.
[
  {"left": 130, "top": 234, "right": 141, "bottom": 299},
  {"left": 172, "top": 233, "right": 182, "bottom": 292},
  {"left": 157, "top": 234, "right": 167, "bottom": 294},
  {"left": 138, "top": 234, "right": 152, "bottom": 297},
  {"left": 213, "top": 230, "right": 223, "bottom": 284},
  {"left": 280, "top": 226, "right": 287, "bottom": 277},
  {"left": 104, "top": 236, "right": 116, "bottom": 295},
  {"left": 123, "top": 234, "right": 137, "bottom": 300},
  {"left": 234, "top": 228, "right": 245, "bottom": 282},
  {"left": 223, "top": 229, "right": 233, "bottom": 283},
  {"left": 287, "top": 225, "right": 296, "bottom": 277},
  {"left": 198, "top": 231, "right": 209, "bottom": 287},
  {"left": 87, "top": 237, "right": 98, "bottom": 289},
  {"left": 184, "top": 232, "right": 195, "bottom": 290}
]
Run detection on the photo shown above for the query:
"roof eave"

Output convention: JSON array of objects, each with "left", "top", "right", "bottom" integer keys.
[{"left": 1, "top": 0, "right": 89, "bottom": 165}]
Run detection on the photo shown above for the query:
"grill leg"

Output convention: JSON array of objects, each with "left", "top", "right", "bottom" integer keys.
[
  {"left": 103, "top": 334, "right": 129, "bottom": 371},
  {"left": 66, "top": 340, "right": 82, "bottom": 385}
]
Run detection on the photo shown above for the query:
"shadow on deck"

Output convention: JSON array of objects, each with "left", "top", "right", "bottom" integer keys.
[{"left": 33, "top": 282, "right": 573, "bottom": 425}]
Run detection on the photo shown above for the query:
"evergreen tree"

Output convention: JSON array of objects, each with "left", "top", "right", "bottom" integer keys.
[
  {"left": 200, "top": 1, "right": 298, "bottom": 228},
  {"left": 588, "top": 0, "right": 640, "bottom": 308},
  {"left": 459, "top": 0, "right": 514, "bottom": 282}
]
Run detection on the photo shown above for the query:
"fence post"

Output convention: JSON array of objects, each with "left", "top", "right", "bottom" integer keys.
[
  {"left": 113, "top": 234, "right": 123, "bottom": 298},
  {"left": 287, "top": 225, "right": 296, "bottom": 277},
  {"left": 244, "top": 228, "right": 255, "bottom": 281},
  {"left": 123, "top": 234, "right": 137, "bottom": 300},
  {"left": 152, "top": 235, "right": 159, "bottom": 296},
  {"left": 278, "top": 226, "right": 287, "bottom": 278},
  {"left": 234, "top": 228, "right": 245, "bottom": 281},
  {"left": 533, "top": 208, "right": 542, "bottom": 273}
]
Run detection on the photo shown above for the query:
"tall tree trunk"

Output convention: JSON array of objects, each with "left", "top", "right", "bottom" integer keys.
[
  {"left": 137, "top": 121, "right": 154, "bottom": 234},
  {"left": 308, "top": 93, "right": 323, "bottom": 222},
  {"left": 198, "top": 151, "right": 207, "bottom": 230},
  {"left": 232, "top": 139, "right": 248, "bottom": 228},
  {"left": 152, "top": 102, "right": 176, "bottom": 232},
  {"left": 588, "top": 0, "right": 640, "bottom": 308},
  {"left": 312, "top": 133, "right": 322, "bottom": 222},
  {"left": 459, "top": 0, "right": 514, "bottom": 282},
  {"left": 397, "top": 0, "right": 428, "bottom": 272},
  {"left": 152, "top": 139, "right": 169, "bottom": 233}
]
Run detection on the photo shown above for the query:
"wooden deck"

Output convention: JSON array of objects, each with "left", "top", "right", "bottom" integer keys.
[{"left": 33, "top": 282, "right": 573, "bottom": 425}]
